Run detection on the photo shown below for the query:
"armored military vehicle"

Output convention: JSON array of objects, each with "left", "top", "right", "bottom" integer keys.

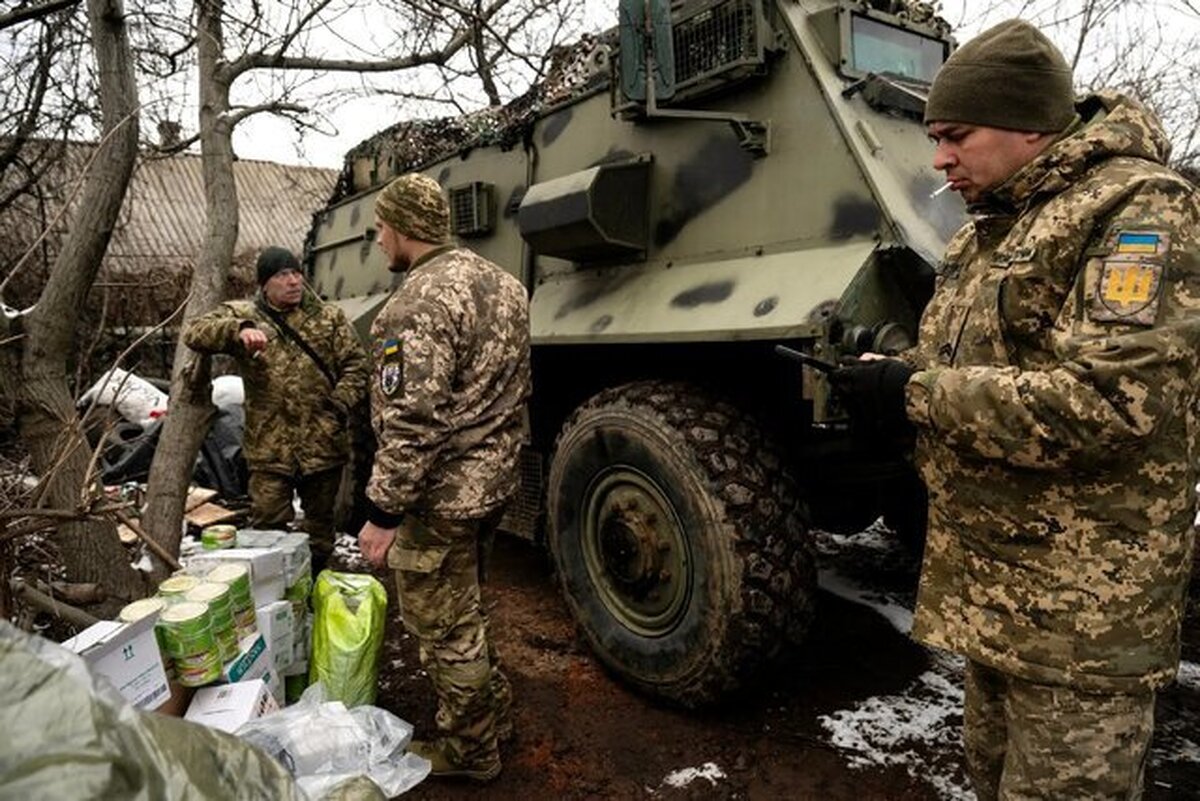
[{"left": 306, "top": 0, "right": 965, "bottom": 705}]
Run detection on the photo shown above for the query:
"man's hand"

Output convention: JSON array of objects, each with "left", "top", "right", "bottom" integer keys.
[
  {"left": 829, "top": 357, "right": 916, "bottom": 441},
  {"left": 239, "top": 327, "right": 269, "bottom": 354},
  {"left": 358, "top": 521, "right": 398, "bottom": 569}
]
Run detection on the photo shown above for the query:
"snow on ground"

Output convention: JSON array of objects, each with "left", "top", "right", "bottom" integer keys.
[
  {"left": 1177, "top": 660, "right": 1199, "bottom": 691},
  {"left": 815, "top": 524, "right": 1200, "bottom": 800},
  {"left": 817, "top": 526, "right": 972, "bottom": 800},
  {"left": 650, "top": 762, "right": 727, "bottom": 793}
]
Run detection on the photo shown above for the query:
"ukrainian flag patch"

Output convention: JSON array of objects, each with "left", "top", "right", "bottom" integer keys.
[
  {"left": 1115, "top": 231, "right": 1165, "bottom": 256},
  {"left": 383, "top": 338, "right": 401, "bottom": 357}
]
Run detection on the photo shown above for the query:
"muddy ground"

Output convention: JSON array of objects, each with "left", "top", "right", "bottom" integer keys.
[{"left": 336, "top": 530, "right": 1200, "bottom": 801}]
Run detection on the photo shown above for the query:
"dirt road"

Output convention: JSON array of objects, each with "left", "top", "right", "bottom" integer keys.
[{"left": 343, "top": 529, "right": 1200, "bottom": 801}]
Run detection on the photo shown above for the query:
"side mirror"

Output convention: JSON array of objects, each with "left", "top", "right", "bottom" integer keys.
[{"left": 618, "top": 0, "right": 675, "bottom": 102}]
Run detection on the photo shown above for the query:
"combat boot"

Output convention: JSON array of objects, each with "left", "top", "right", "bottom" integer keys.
[{"left": 409, "top": 738, "right": 501, "bottom": 782}]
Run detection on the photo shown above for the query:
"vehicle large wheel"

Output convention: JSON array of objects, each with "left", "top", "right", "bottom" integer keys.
[{"left": 547, "top": 380, "right": 815, "bottom": 706}]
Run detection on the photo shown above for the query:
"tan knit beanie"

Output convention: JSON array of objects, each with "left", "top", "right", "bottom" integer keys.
[
  {"left": 374, "top": 173, "right": 451, "bottom": 244},
  {"left": 924, "top": 19, "right": 1075, "bottom": 132}
]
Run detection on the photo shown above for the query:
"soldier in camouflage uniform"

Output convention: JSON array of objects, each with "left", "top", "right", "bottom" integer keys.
[
  {"left": 184, "top": 246, "right": 369, "bottom": 570},
  {"left": 356, "top": 173, "right": 532, "bottom": 782},
  {"left": 830, "top": 20, "right": 1200, "bottom": 800}
]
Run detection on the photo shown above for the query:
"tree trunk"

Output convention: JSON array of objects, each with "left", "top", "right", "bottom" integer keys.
[
  {"left": 142, "top": 0, "right": 240, "bottom": 582},
  {"left": 0, "top": 0, "right": 143, "bottom": 610}
]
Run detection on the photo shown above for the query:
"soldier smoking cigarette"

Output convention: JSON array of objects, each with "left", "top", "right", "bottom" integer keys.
[{"left": 929, "top": 181, "right": 954, "bottom": 198}]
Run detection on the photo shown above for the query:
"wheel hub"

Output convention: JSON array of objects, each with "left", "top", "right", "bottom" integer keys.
[{"left": 583, "top": 469, "right": 689, "bottom": 636}]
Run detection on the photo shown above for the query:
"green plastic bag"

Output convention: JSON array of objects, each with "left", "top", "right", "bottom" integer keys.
[{"left": 310, "top": 570, "right": 388, "bottom": 707}]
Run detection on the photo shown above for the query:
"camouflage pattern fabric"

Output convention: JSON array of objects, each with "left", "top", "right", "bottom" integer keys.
[
  {"left": 183, "top": 288, "right": 370, "bottom": 476},
  {"left": 386, "top": 512, "right": 510, "bottom": 766},
  {"left": 247, "top": 466, "right": 341, "bottom": 564},
  {"left": 906, "top": 91, "right": 1200, "bottom": 693},
  {"left": 366, "top": 246, "right": 531, "bottom": 520},
  {"left": 963, "top": 660, "right": 1153, "bottom": 800}
]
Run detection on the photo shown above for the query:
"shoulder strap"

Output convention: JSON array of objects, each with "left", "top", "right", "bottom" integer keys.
[{"left": 255, "top": 298, "right": 337, "bottom": 387}]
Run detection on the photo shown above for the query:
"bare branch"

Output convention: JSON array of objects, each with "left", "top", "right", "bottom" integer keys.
[{"left": 0, "top": 0, "right": 80, "bottom": 32}]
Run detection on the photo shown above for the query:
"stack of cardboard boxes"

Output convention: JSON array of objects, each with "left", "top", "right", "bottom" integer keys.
[{"left": 65, "top": 528, "right": 317, "bottom": 733}]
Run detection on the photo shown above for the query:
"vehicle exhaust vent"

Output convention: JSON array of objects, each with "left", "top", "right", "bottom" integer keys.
[{"left": 449, "top": 181, "right": 495, "bottom": 238}]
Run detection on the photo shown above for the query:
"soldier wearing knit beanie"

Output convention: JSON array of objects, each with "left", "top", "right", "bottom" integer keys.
[{"left": 374, "top": 173, "right": 451, "bottom": 246}]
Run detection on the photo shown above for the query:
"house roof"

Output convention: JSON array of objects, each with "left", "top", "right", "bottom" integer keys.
[
  {"left": 3, "top": 142, "right": 336, "bottom": 276},
  {"left": 107, "top": 153, "right": 336, "bottom": 269}
]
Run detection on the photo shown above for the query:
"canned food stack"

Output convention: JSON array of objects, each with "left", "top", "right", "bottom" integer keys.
[
  {"left": 184, "top": 582, "right": 239, "bottom": 662},
  {"left": 206, "top": 563, "right": 257, "bottom": 639},
  {"left": 159, "top": 601, "right": 222, "bottom": 687}
]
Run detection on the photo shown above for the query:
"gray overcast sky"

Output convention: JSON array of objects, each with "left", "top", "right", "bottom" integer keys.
[{"left": 230, "top": 1, "right": 1198, "bottom": 170}]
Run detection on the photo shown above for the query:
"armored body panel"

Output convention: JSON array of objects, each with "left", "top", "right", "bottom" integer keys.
[{"left": 307, "top": 0, "right": 964, "bottom": 705}]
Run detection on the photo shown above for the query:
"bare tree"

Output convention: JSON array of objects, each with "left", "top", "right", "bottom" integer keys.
[
  {"left": 944, "top": 0, "right": 1200, "bottom": 169},
  {"left": 140, "top": 0, "right": 580, "bottom": 580},
  {"left": 0, "top": 0, "right": 143, "bottom": 610}
]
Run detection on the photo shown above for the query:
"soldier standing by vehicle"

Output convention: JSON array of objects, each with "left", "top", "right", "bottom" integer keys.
[
  {"left": 356, "top": 173, "right": 532, "bottom": 782},
  {"left": 183, "top": 246, "right": 369, "bottom": 572},
  {"left": 830, "top": 20, "right": 1200, "bottom": 800}
]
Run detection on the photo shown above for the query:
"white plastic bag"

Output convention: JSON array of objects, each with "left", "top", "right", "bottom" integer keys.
[
  {"left": 78, "top": 367, "right": 168, "bottom": 428},
  {"left": 234, "top": 682, "right": 430, "bottom": 800},
  {"left": 211, "top": 375, "right": 245, "bottom": 408}
]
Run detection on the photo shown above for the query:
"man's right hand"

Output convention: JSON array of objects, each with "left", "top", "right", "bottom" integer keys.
[
  {"left": 358, "top": 521, "right": 398, "bottom": 569},
  {"left": 239, "top": 327, "right": 268, "bottom": 354}
]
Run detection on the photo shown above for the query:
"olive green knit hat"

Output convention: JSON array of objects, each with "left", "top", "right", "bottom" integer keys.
[
  {"left": 924, "top": 19, "right": 1075, "bottom": 132},
  {"left": 375, "top": 173, "right": 451, "bottom": 244}
]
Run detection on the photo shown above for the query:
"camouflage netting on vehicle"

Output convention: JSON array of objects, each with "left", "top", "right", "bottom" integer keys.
[{"left": 330, "top": 32, "right": 616, "bottom": 205}]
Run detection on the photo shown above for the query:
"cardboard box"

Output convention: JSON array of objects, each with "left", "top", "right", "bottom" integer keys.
[
  {"left": 222, "top": 631, "right": 269, "bottom": 683},
  {"left": 186, "top": 547, "right": 287, "bottom": 607},
  {"left": 64, "top": 616, "right": 170, "bottom": 710},
  {"left": 184, "top": 679, "right": 279, "bottom": 733},
  {"left": 220, "top": 631, "right": 282, "bottom": 703},
  {"left": 255, "top": 600, "right": 295, "bottom": 673},
  {"left": 237, "top": 530, "right": 312, "bottom": 588}
]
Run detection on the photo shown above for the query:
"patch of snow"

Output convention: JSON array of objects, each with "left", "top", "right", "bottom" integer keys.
[
  {"left": 659, "top": 762, "right": 726, "bottom": 790},
  {"left": 818, "top": 651, "right": 971, "bottom": 801},
  {"left": 1151, "top": 713, "right": 1200, "bottom": 765},
  {"left": 131, "top": 552, "right": 154, "bottom": 573},
  {"left": 820, "top": 521, "right": 893, "bottom": 554},
  {"left": 818, "top": 567, "right": 914, "bottom": 635},
  {"left": 1175, "top": 660, "right": 1199, "bottom": 690}
]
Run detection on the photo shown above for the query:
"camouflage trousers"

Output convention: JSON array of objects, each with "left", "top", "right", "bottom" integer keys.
[
  {"left": 248, "top": 466, "right": 342, "bottom": 569},
  {"left": 387, "top": 511, "right": 511, "bottom": 765},
  {"left": 964, "top": 659, "right": 1154, "bottom": 801}
]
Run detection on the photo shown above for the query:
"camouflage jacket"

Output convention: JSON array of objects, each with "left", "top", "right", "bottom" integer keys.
[
  {"left": 183, "top": 288, "right": 370, "bottom": 475},
  {"left": 367, "top": 246, "right": 531, "bottom": 520},
  {"left": 906, "top": 92, "right": 1200, "bottom": 691}
]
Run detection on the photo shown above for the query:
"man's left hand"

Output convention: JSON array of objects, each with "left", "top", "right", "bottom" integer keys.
[
  {"left": 358, "top": 521, "right": 398, "bottom": 569},
  {"left": 829, "top": 357, "right": 916, "bottom": 441}
]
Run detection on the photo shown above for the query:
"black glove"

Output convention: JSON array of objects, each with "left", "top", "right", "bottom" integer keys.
[{"left": 829, "top": 358, "right": 916, "bottom": 442}]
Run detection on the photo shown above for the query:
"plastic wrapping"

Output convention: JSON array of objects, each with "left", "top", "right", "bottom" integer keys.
[
  {"left": 310, "top": 571, "right": 387, "bottom": 707},
  {"left": 236, "top": 683, "right": 429, "bottom": 799}
]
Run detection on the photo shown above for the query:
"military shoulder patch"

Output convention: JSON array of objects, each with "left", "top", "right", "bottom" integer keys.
[
  {"left": 376, "top": 337, "right": 403, "bottom": 396},
  {"left": 1088, "top": 230, "right": 1168, "bottom": 326}
]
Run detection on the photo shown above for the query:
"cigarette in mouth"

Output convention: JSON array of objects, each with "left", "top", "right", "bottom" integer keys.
[{"left": 929, "top": 182, "right": 954, "bottom": 199}]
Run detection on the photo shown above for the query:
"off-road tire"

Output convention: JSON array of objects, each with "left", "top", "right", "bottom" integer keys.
[{"left": 547, "top": 380, "right": 815, "bottom": 706}]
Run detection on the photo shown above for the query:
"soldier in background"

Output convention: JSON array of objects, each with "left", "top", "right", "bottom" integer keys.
[
  {"left": 830, "top": 20, "right": 1200, "bottom": 800},
  {"left": 357, "top": 173, "right": 532, "bottom": 782},
  {"left": 184, "top": 246, "right": 369, "bottom": 572}
]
